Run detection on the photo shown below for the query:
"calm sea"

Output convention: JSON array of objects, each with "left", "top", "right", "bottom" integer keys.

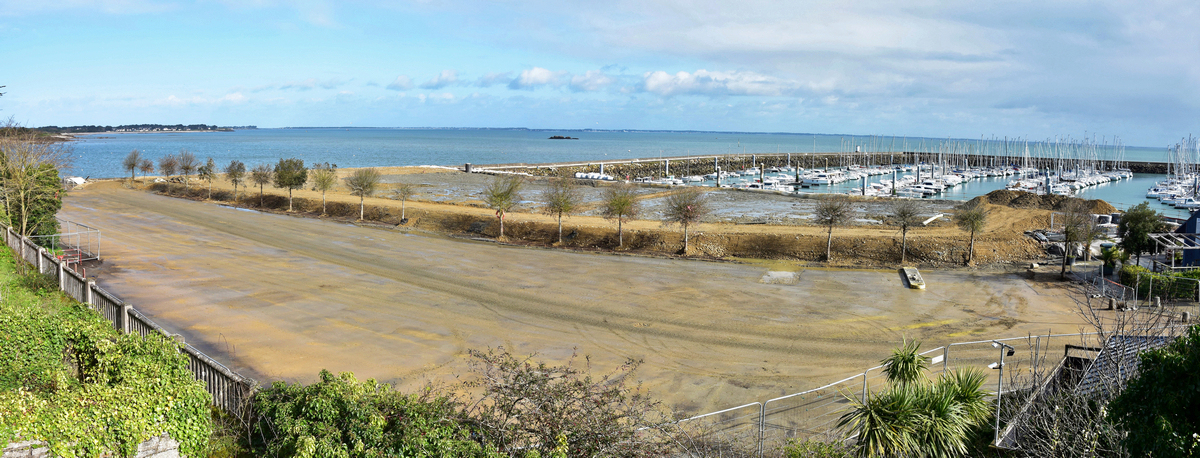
[{"left": 66, "top": 128, "right": 1185, "bottom": 217}]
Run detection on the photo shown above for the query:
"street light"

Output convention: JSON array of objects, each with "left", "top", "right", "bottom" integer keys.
[{"left": 991, "top": 340, "right": 1016, "bottom": 445}]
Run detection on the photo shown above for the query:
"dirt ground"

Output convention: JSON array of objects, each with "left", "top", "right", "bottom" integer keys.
[{"left": 60, "top": 179, "right": 1093, "bottom": 415}]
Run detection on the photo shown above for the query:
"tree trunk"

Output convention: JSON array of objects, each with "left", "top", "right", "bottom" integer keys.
[
  {"left": 1061, "top": 241, "right": 1070, "bottom": 279},
  {"left": 321, "top": 192, "right": 327, "bottom": 216},
  {"left": 683, "top": 223, "right": 689, "bottom": 252},
  {"left": 401, "top": 200, "right": 407, "bottom": 220},
  {"left": 901, "top": 228, "right": 908, "bottom": 264},
  {"left": 557, "top": 213, "right": 563, "bottom": 244},
  {"left": 207, "top": 182, "right": 212, "bottom": 200},
  {"left": 826, "top": 226, "right": 834, "bottom": 262},
  {"left": 259, "top": 185, "right": 264, "bottom": 207},
  {"left": 359, "top": 196, "right": 365, "bottom": 220},
  {"left": 618, "top": 218, "right": 624, "bottom": 247},
  {"left": 499, "top": 211, "right": 505, "bottom": 237},
  {"left": 288, "top": 189, "right": 293, "bottom": 212},
  {"left": 967, "top": 230, "right": 976, "bottom": 265}
]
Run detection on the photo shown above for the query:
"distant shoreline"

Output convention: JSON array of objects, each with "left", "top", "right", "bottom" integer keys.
[{"left": 65, "top": 129, "right": 236, "bottom": 138}]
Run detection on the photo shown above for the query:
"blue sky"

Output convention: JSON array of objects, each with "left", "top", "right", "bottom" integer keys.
[{"left": 1, "top": 0, "right": 1196, "bottom": 146}]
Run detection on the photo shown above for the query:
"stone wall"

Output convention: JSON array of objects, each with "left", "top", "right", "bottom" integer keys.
[{"left": 3, "top": 434, "right": 180, "bottom": 458}]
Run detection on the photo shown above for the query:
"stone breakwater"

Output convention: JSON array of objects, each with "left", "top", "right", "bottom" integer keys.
[{"left": 476, "top": 152, "right": 1170, "bottom": 177}]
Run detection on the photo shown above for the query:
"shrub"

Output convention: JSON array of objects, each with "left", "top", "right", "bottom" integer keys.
[
  {"left": 250, "top": 370, "right": 499, "bottom": 458},
  {"left": 0, "top": 249, "right": 212, "bottom": 458}
]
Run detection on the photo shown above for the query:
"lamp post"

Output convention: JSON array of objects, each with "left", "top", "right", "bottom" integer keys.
[{"left": 990, "top": 340, "right": 1016, "bottom": 444}]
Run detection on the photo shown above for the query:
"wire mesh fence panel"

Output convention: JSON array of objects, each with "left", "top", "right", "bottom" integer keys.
[
  {"left": 759, "top": 373, "right": 865, "bottom": 454},
  {"left": 1092, "top": 277, "right": 1135, "bottom": 308},
  {"left": 666, "top": 402, "right": 763, "bottom": 458}
]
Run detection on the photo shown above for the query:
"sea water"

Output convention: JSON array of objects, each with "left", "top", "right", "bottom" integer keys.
[{"left": 66, "top": 128, "right": 1184, "bottom": 216}]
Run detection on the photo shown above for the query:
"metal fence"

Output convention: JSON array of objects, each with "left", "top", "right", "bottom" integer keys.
[{"left": 3, "top": 225, "right": 257, "bottom": 415}]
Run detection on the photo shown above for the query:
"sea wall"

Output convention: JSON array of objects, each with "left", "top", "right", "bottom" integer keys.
[{"left": 478, "top": 152, "right": 1169, "bottom": 176}]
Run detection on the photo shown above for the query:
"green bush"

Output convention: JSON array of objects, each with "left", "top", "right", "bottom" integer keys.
[
  {"left": 0, "top": 248, "right": 212, "bottom": 458},
  {"left": 250, "top": 370, "right": 500, "bottom": 458},
  {"left": 1108, "top": 325, "right": 1200, "bottom": 456},
  {"left": 782, "top": 438, "right": 853, "bottom": 458}
]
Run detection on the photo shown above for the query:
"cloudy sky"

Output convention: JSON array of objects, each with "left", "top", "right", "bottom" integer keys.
[{"left": 1, "top": 0, "right": 1196, "bottom": 146}]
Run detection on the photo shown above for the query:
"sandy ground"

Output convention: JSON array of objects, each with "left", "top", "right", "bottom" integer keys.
[{"left": 61, "top": 180, "right": 1091, "bottom": 415}]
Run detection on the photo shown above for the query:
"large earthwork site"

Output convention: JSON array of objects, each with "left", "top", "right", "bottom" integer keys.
[{"left": 62, "top": 171, "right": 1095, "bottom": 416}]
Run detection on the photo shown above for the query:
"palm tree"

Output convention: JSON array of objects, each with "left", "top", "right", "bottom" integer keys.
[
  {"left": 662, "top": 187, "right": 710, "bottom": 253},
  {"left": 814, "top": 196, "right": 852, "bottom": 262},
  {"left": 344, "top": 167, "right": 381, "bottom": 220},
  {"left": 138, "top": 158, "right": 154, "bottom": 179},
  {"left": 482, "top": 174, "right": 523, "bottom": 238},
  {"left": 881, "top": 339, "right": 928, "bottom": 388},
  {"left": 393, "top": 182, "right": 417, "bottom": 222},
  {"left": 953, "top": 203, "right": 987, "bottom": 265},
  {"left": 601, "top": 182, "right": 640, "bottom": 248},
  {"left": 890, "top": 199, "right": 922, "bottom": 264},
  {"left": 541, "top": 177, "right": 581, "bottom": 244}
]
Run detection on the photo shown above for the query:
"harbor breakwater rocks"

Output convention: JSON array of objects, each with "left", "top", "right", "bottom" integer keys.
[{"left": 480, "top": 152, "right": 1168, "bottom": 177}]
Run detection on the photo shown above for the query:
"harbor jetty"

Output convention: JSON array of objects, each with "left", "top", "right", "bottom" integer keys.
[{"left": 474, "top": 151, "right": 1171, "bottom": 178}]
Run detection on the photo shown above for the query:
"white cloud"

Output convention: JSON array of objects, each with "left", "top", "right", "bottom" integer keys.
[
  {"left": 641, "top": 69, "right": 800, "bottom": 97},
  {"left": 386, "top": 75, "right": 413, "bottom": 91},
  {"left": 508, "top": 67, "right": 566, "bottom": 90},
  {"left": 421, "top": 69, "right": 460, "bottom": 89},
  {"left": 569, "top": 70, "right": 615, "bottom": 92},
  {"left": 220, "top": 92, "right": 247, "bottom": 103},
  {"left": 277, "top": 78, "right": 345, "bottom": 91}
]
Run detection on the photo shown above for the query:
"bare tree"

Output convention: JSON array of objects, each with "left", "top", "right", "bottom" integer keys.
[
  {"left": 158, "top": 154, "right": 179, "bottom": 180},
  {"left": 662, "top": 187, "right": 710, "bottom": 253},
  {"left": 890, "top": 199, "right": 923, "bottom": 264},
  {"left": 541, "top": 177, "right": 581, "bottom": 244},
  {"left": 344, "top": 167, "right": 381, "bottom": 220},
  {"left": 250, "top": 163, "right": 273, "bottom": 207},
  {"left": 225, "top": 160, "right": 245, "bottom": 202},
  {"left": 953, "top": 202, "right": 988, "bottom": 265},
  {"left": 177, "top": 149, "right": 198, "bottom": 190},
  {"left": 482, "top": 174, "right": 523, "bottom": 238},
  {"left": 138, "top": 158, "right": 154, "bottom": 179},
  {"left": 198, "top": 157, "right": 217, "bottom": 199},
  {"left": 813, "top": 196, "right": 852, "bottom": 262},
  {"left": 122, "top": 149, "right": 142, "bottom": 183},
  {"left": 1060, "top": 200, "right": 1095, "bottom": 279},
  {"left": 392, "top": 182, "right": 416, "bottom": 222},
  {"left": 601, "top": 182, "right": 640, "bottom": 248},
  {"left": 310, "top": 164, "right": 337, "bottom": 216}
]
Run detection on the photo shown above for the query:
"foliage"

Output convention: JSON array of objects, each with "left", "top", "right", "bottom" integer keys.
[
  {"left": 122, "top": 149, "right": 141, "bottom": 182},
  {"left": 661, "top": 187, "right": 709, "bottom": 253},
  {"left": 309, "top": 164, "right": 337, "bottom": 216},
  {"left": 541, "top": 177, "right": 581, "bottom": 244},
  {"left": 464, "top": 348, "right": 666, "bottom": 458},
  {"left": 1060, "top": 199, "right": 1098, "bottom": 277},
  {"left": 0, "top": 123, "right": 69, "bottom": 238},
  {"left": 177, "top": 150, "right": 198, "bottom": 189},
  {"left": 344, "top": 167, "right": 381, "bottom": 220},
  {"left": 889, "top": 199, "right": 922, "bottom": 264},
  {"left": 1108, "top": 325, "right": 1200, "bottom": 457},
  {"left": 225, "top": 160, "right": 246, "bottom": 202},
  {"left": 881, "top": 339, "right": 928, "bottom": 388},
  {"left": 0, "top": 248, "right": 212, "bottom": 458},
  {"left": 952, "top": 203, "right": 988, "bottom": 265},
  {"left": 600, "top": 183, "right": 640, "bottom": 247},
  {"left": 1119, "top": 264, "right": 1200, "bottom": 301},
  {"left": 1015, "top": 388, "right": 1126, "bottom": 457},
  {"left": 250, "top": 369, "right": 500, "bottom": 458},
  {"left": 1118, "top": 202, "right": 1164, "bottom": 264},
  {"left": 813, "top": 196, "right": 852, "bottom": 262},
  {"left": 250, "top": 163, "right": 273, "bottom": 207},
  {"left": 783, "top": 438, "right": 854, "bottom": 458},
  {"left": 838, "top": 342, "right": 992, "bottom": 458},
  {"left": 482, "top": 175, "right": 523, "bottom": 238},
  {"left": 1100, "top": 246, "right": 1129, "bottom": 269},
  {"left": 273, "top": 158, "right": 308, "bottom": 212}
]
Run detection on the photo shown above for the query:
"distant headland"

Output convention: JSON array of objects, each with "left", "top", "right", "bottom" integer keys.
[{"left": 36, "top": 124, "right": 257, "bottom": 134}]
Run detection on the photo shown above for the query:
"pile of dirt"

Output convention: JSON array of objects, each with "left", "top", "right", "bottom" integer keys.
[{"left": 968, "top": 190, "right": 1116, "bottom": 214}]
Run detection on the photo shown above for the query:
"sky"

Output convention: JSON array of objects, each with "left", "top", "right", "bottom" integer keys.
[{"left": 1, "top": 0, "right": 1197, "bottom": 146}]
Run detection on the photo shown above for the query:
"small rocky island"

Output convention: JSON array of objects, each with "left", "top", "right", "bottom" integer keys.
[{"left": 548, "top": 135, "right": 578, "bottom": 140}]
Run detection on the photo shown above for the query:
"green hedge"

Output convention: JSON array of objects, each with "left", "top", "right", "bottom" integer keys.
[
  {"left": 1119, "top": 265, "right": 1200, "bottom": 301},
  {"left": 0, "top": 249, "right": 212, "bottom": 458}
]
